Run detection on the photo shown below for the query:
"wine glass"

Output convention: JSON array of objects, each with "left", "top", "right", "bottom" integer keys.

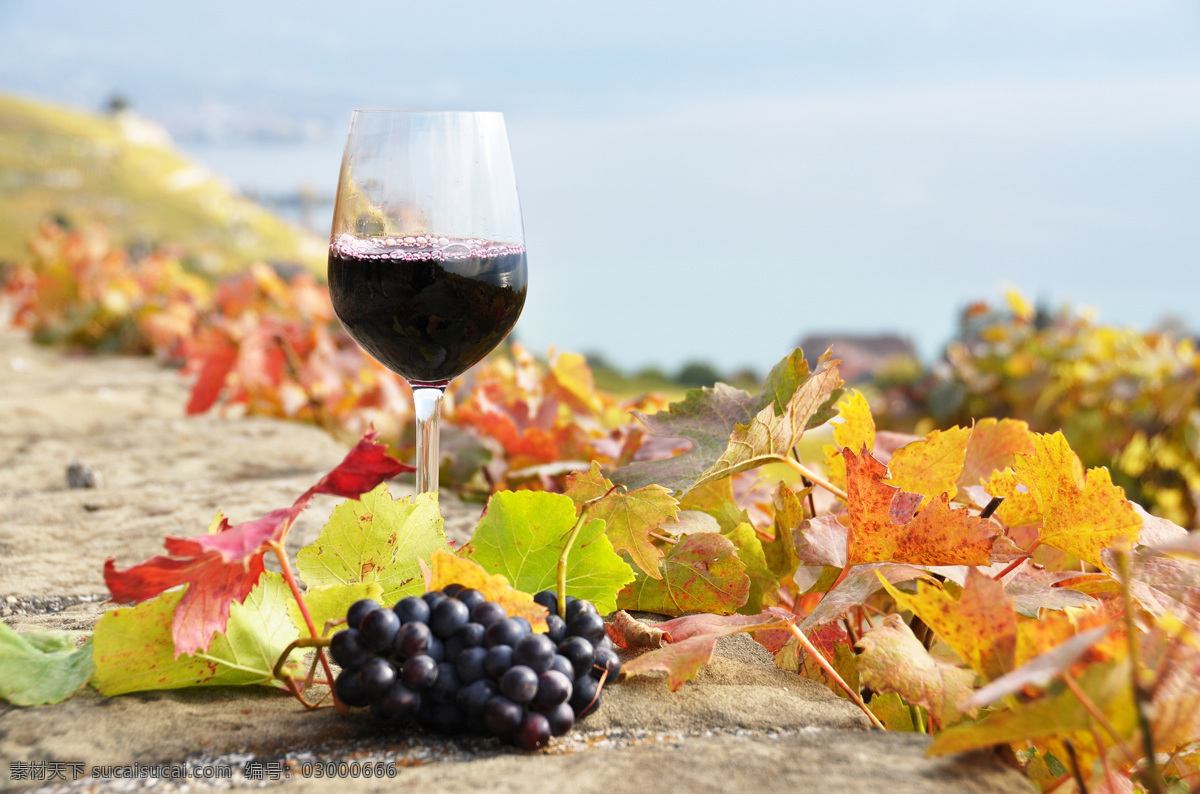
[{"left": 328, "top": 111, "right": 527, "bottom": 493}]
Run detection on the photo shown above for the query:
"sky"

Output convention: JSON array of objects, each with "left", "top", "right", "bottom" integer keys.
[{"left": 2, "top": 1, "right": 1199, "bottom": 374}]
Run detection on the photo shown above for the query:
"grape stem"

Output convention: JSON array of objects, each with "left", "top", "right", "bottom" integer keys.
[
  {"left": 786, "top": 621, "right": 884, "bottom": 729},
  {"left": 557, "top": 487, "right": 619, "bottom": 619},
  {"left": 271, "top": 636, "right": 332, "bottom": 709},
  {"left": 268, "top": 540, "right": 338, "bottom": 708}
]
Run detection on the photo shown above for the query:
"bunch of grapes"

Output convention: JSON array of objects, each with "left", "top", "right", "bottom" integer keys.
[{"left": 329, "top": 584, "right": 621, "bottom": 751}]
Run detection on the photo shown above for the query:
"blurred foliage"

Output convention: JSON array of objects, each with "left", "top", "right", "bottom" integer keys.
[
  {"left": 865, "top": 291, "right": 1200, "bottom": 528},
  {"left": 0, "top": 93, "right": 324, "bottom": 274}
]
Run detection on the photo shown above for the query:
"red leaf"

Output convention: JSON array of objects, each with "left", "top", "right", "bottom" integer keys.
[
  {"left": 184, "top": 328, "right": 238, "bottom": 415},
  {"left": 104, "top": 431, "right": 409, "bottom": 656}
]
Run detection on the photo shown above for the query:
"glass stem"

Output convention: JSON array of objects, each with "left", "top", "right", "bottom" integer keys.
[{"left": 412, "top": 387, "right": 445, "bottom": 494}]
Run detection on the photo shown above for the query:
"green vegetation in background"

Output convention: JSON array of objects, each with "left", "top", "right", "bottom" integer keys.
[{"left": 0, "top": 93, "right": 324, "bottom": 274}]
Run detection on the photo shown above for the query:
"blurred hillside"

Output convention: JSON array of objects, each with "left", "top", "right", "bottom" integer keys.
[{"left": 0, "top": 93, "right": 324, "bottom": 274}]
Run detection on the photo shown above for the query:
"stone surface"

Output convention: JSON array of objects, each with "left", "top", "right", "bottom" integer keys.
[{"left": 0, "top": 332, "right": 1033, "bottom": 792}]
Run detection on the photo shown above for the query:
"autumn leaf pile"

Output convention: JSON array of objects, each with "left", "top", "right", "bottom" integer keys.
[{"left": 3, "top": 222, "right": 1200, "bottom": 791}]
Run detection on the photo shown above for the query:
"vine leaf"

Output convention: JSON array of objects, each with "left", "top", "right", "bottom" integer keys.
[
  {"left": 1012, "top": 432, "right": 1142, "bottom": 569},
  {"left": 92, "top": 572, "right": 304, "bottom": 697},
  {"left": 613, "top": 347, "right": 840, "bottom": 494},
  {"left": 612, "top": 384, "right": 761, "bottom": 493},
  {"left": 565, "top": 463, "right": 680, "bottom": 579},
  {"left": 425, "top": 550, "right": 549, "bottom": 631},
  {"left": 689, "top": 350, "right": 843, "bottom": 492},
  {"left": 0, "top": 625, "right": 94, "bottom": 706},
  {"left": 880, "top": 569, "right": 1018, "bottom": 681},
  {"left": 822, "top": 389, "right": 876, "bottom": 494},
  {"left": 458, "top": 491, "right": 634, "bottom": 615},
  {"left": 616, "top": 532, "right": 750, "bottom": 616},
  {"left": 956, "top": 418, "right": 1034, "bottom": 491},
  {"left": 856, "top": 613, "right": 978, "bottom": 728},
  {"left": 844, "top": 447, "right": 998, "bottom": 566},
  {"left": 620, "top": 610, "right": 793, "bottom": 690},
  {"left": 104, "top": 431, "right": 409, "bottom": 656},
  {"left": 722, "top": 522, "right": 777, "bottom": 614},
  {"left": 296, "top": 486, "right": 446, "bottom": 605},
  {"left": 885, "top": 425, "right": 971, "bottom": 507}
]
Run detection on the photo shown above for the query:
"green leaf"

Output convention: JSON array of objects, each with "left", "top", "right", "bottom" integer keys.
[
  {"left": 869, "top": 692, "right": 918, "bottom": 732},
  {"left": 0, "top": 624, "right": 94, "bottom": 705},
  {"left": 92, "top": 572, "right": 302, "bottom": 696},
  {"left": 288, "top": 582, "right": 384, "bottom": 638},
  {"left": 764, "top": 483, "right": 806, "bottom": 580},
  {"left": 459, "top": 491, "right": 635, "bottom": 615},
  {"left": 617, "top": 532, "right": 749, "bottom": 615},
  {"left": 296, "top": 485, "right": 447, "bottom": 604},
  {"left": 723, "top": 523, "right": 776, "bottom": 614},
  {"left": 690, "top": 351, "right": 842, "bottom": 492},
  {"left": 613, "top": 384, "right": 760, "bottom": 493},
  {"left": 760, "top": 348, "right": 812, "bottom": 416},
  {"left": 566, "top": 463, "right": 679, "bottom": 579}
]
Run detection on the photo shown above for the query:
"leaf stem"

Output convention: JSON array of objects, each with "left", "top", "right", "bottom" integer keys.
[
  {"left": 1061, "top": 671, "right": 1124, "bottom": 748},
  {"left": 1115, "top": 547, "right": 1167, "bottom": 794},
  {"left": 992, "top": 539, "right": 1041, "bottom": 581},
  {"left": 786, "top": 621, "right": 883, "bottom": 729},
  {"left": 269, "top": 540, "right": 336, "bottom": 706},
  {"left": 783, "top": 457, "right": 848, "bottom": 501},
  {"left": 557, "top": 488, "right": 618, "bottom": 618}
]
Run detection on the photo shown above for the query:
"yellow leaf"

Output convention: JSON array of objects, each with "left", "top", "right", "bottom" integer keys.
[
  {"left": 886, "top": 426, "right": 971, "bottom": 506},
  {"left": 1013, "top": 433, "right": 1142, "bottom": 569},
  {"left": 823, "top": 390, "right": 876, "bottom": 494},
  {"left": 956, "top": 418, "right": 1035, "bottom": 491},
  {"left": 427, "top": 550, "right": 549, "bottom": 632}
]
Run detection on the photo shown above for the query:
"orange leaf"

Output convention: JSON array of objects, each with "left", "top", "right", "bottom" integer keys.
[
  {"left": 886, "top": 425, "right": 971, "bottom": 506},
  {"left": 880, "top": 569, "right": 1017, "bottom": 681},
  {"left": 1012, "top": 432, "right": 1142, "bottom": 570},
  {"left": 425, "top": 550, "right": 548, "bottom": 632},
  {"left": 844, "top": 447, "right": 998, "bottom": 566},
  {"left": 956, "top": 418, "right": 1034, "bottom": 491}
]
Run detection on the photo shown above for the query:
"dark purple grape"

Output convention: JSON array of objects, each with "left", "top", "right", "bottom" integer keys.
[
  {"left": 484, "top": 617, "right": 528, "bottom": 648},
  {"left": 430, "top": 598, "right": 470, "bottom": 639},
  {"left": 483, "top": 695, "right": 523, "bottom": 737},
  {"left": 466, "top": 712, "right": 489, "bottom": 735},
  {"left": 500, "top": 665, "right": 539, "bottom": 704},
  {"left": 565, "top": 598, "right": 598, "bottom": 623},
  {"left": 393, "top": 595, "right": 430, "bottom": 625},
  {"left": 515, "top": 711, "right": 551, "bottom": 751},
  {"left": 346, "top": 598, "right": 381, "bottom": 630},
  {"left": 549, "top": 654, "right": 575, "bottom": 680},
  {"left": 334, "top": 669, "right": 369, "bottom": 708},
  {"left": 513, "top": 633, "right": 556, "bottom": 673},
  {"left": 415, "top": 696, "right": 435, "bottom": 728},
  {"left": 511, "top": 616, "right": 532, "bottom": 635},
  {"left": 370, "top": 683, "right": 420, "bottom": 721},
  {"left": 570, "top": 674, "right": 601, "bottom": 718},
  {"left": 430, "top": 702, "right": 465, "bottom": 733},
  {"left": 457, "top": 678, "right": 499, "bottom": 716},
  {"left": 470, "top": 601, "right": 507, "bottom": 628},
  {"left": 484, "top": 644, "right": 514, "bottom": 678},
  {"left": 359, "top": 607, "right": 401, "bottom": 652},
  {"left": 455, "top": 646, "right": 488, "bottom": 683},
  {"left": 533, "top": 589, "right": 558, "bottom": 615},
  {"left": 401, "top": 654, "right": 439, "bottom": 690},
  {"left": 422, "top": 590, "right": 448, "bottom": 610},
  {"left": 458, "top": 622, "right": 485, "bottom": 648},
  {"left": 426, "top": 635, "right": 445, "bottom": 663},
  {"left": 441, "top": 583, "right": 466, "bottom": 598},
  {"left": 394, "top": 620, "right": 433, "bottom": 659},
  {"left": 359, "top": 657, "right": 397, "bottom": 700},
  {"left": 329, "top": 628, "right": 368, "bottom": 671},
  {"left": 567, "top": 611, "right": 606, "bottom": 644},
  {"left": 456, "top": 588, "right": 486, "bottom": 612},
  {"left": 557, "top": 636, "right": 594, "bottom": 675},
  {"left": 535, "top": 669, "right": 572, "bottom": 708},
  {"left": 595, "top": 634, "right": 615, "bottom": 653},
  {"left": 430, "top": 662, "right": 460, "bottom": 704},
  {"left": 538, "top": 702, "right": 575, "bottom": 736},
  {"left": 545, "top": 613, "right": 567, "bottom": 644},
  {"left": 592, "top": 646, "right": 621, "bottom": 679}
]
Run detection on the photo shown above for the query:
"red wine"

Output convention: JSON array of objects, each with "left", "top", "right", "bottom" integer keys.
[{"left": 328, "top": 235, "right": 527, "bottom": 385}]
